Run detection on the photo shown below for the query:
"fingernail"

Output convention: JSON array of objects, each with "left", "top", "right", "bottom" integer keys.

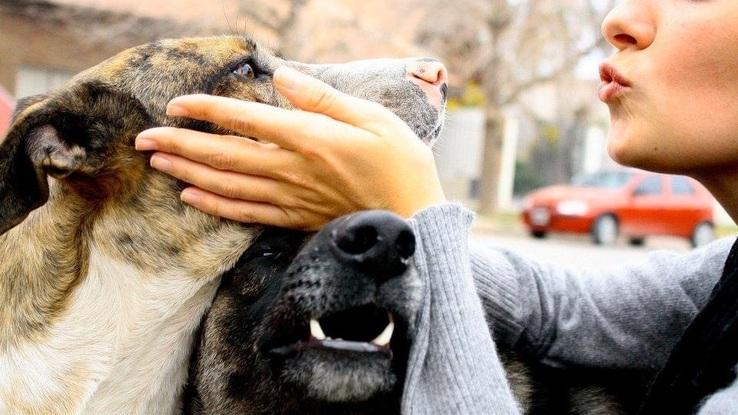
[
  {"left": 167, "top": 103, "right": 188, "bottom": 117},
  {"left": 181, "top": 188, "right": 201, "bottom": 205},
  {"left": 275, "top": 67, "right": 307, "bottom": 91},
  {"left": 150, "top": 154, "right": 172, "bottom": 172},
  {"left": 135, "top": 137, "right": 157, "bottom": 151}
]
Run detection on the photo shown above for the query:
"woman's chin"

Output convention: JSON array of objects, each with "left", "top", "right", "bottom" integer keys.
[
  {"left": 606, "top": 124, "right": 641, "bottom": 167},
  {"left": 607, "top": 132, "right": 686, "bottom": 174},
  {"left": 607, "top": 129, "right": 657, "bottom": 170}
]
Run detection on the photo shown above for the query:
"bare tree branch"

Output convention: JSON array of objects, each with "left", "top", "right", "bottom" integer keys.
[{"left": 501, "top": 36, "right": 607, "bottom": 106}]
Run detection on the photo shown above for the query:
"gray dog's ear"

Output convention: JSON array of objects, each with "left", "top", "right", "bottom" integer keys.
[{"left": 0, "top": 82, "right": 152, "bottom": 235}]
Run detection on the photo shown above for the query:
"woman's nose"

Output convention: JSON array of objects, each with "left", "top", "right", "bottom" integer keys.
[{"left": 601, "top": 1, "right": 656, "bottom": 51}]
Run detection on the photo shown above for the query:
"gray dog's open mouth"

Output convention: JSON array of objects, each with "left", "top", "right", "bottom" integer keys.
[{"left": 269, "top": 304, "right": 396, "bottom": 357}]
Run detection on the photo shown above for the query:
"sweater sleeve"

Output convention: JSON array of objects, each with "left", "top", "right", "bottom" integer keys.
[
  {"left": 401, "top": 204, "right": 521, "bottom": 415},
  {"left": 471, "top": 235, "right": 734, "bottom": 370}
]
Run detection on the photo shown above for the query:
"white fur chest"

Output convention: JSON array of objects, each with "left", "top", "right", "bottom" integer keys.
[{"left": 0, "top": 248, "right": 220, "bottom": 414}]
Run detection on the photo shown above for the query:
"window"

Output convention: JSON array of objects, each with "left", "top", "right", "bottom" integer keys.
[
  {"left": 671, "top": 176, "right": 695, "bottom": 195},
  {"left": 634, "top": 175, "right": 662, "bottom": 196},
  {"left": 571, "top": 170, "right": 634, "bottom": 189},
  {"left": 15, "top": 66, "right": 74, "bottom": 99}
]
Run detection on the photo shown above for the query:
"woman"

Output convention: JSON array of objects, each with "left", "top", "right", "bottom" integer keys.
[{"left": 135, "top": 1, "right": 738, "bottom": 413}]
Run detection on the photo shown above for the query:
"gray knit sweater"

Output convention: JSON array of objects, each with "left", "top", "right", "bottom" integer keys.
[{"left": 402, "top": 203, "right": 738, "bottom": 414}]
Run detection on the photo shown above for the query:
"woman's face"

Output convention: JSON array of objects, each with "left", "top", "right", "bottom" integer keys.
[{"left": 600, "top": 0, "right": 738, "bottom": 175}]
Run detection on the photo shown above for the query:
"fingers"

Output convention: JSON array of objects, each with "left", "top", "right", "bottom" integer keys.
[
  {"left": 165, "top": 94, "right": 370, "bottom": 152},
  {"left": 136, "top": 127, "right": 301, "bottom": 178},
  {"left": 147, "top": 151, "right": 308, "bottom": 207},
  {"left": 273, "top": 66, "right": 400, "bottom": 135},
  {"left": 180, "top": 187, "right": 329, "bottom": 230}
]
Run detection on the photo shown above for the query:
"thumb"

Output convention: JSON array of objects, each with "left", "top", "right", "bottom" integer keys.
[{"left": 274, "top": 66, "right": 395, "bottom": 133}]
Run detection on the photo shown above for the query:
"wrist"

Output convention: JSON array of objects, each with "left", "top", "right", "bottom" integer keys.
[{"left": 393, "top": 187, "right": 447, "bottom": 218}]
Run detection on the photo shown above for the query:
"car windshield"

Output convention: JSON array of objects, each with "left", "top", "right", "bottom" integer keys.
[{"left": 571, "top": 171, "right": 634, "bottom": 189}]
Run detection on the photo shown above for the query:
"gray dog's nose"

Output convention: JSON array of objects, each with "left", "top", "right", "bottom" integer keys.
[
  {"left": 406, "top": 58, "right": 448, "bottom": 109},
  {"left": 331, "top": 210, "right": 416, "bottom": 280},
  {"left": 406, "top": 58, "right": 448, "bottom": 86}
]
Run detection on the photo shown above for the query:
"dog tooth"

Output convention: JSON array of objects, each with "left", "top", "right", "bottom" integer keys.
[
  {"left": 371, "top": 315, "right": 394, "bottom": 347},
  {"left": 310, "top": 319, "right": 326, "bottom": 341}
]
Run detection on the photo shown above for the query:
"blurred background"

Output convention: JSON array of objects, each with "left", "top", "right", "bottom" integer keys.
[{"left": 1, "top": 0, "right": 735, "bottom": 262}]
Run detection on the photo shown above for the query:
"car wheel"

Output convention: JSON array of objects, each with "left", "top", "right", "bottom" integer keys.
[
  {"left": 592, "top": 215, "right": 619, "bottom": 246},
  {"left": 531, "top": 230, "right": 547, "bottom": 239},
  {"left": 628, "top": 237, "right": 645, "bottom": 247},
  {"left": 691, "top": 222, "right": 715, "bottom": 248}
]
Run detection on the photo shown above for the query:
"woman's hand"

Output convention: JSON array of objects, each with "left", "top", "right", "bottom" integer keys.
[{"left": 134, "top": 67, "right": 446, "bottom": 230}]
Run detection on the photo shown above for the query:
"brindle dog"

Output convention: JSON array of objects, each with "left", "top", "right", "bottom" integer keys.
[
  {"left": 0, "top": 36, "right": 445, "bottom": 413},
  {"left": 186, "top": 212, "right": 649, "bottom": 415}
]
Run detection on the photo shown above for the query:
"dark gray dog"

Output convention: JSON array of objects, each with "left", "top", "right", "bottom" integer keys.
[{"left": 186, "top": 211, "right": 649, "bottom": 414}]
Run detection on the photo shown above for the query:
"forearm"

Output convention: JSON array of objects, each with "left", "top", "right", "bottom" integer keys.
[
  {"left": 402, "top": 204, "right": 520, "bottom": 414},
  {"left": 472, "top": 237, "right": 732, "bottom": 370}
]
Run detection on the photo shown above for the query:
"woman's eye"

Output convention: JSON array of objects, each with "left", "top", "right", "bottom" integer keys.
[{"left": 232, "top": 63, "right": 255, "bottom": 79}]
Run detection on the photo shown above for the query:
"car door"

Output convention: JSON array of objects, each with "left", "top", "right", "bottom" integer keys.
[
  {"left": 662, "top": 175, "right": 701, "bottom": 237},
  {"left": 619, "top": 174, "right": 667, "bottom": 236}
]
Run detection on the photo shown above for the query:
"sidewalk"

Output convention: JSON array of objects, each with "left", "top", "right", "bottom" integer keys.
[{"left": 471, "top": 211, "right": 524, "bottom": 237}]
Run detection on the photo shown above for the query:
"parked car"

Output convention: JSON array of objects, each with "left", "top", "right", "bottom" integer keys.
[{"left": 521, "top": 169, "right": 715, "bottom": 247}]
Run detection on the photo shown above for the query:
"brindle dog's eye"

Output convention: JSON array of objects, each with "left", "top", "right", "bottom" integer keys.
[{"left": 232, "top": 63, "right": 255, "bottom": 79}]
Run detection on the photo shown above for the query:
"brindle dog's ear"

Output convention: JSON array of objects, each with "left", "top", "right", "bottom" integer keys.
[
  {"left": 0, "top": 82, "right": 151, "bottom": 235},
  {"left": 11, "top": 94, "right": 49, "bottom": 120}
]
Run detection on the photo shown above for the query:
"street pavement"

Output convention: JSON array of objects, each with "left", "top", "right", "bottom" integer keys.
[{"left": 472, "top": 232, "right": 694, "bottom": 269}]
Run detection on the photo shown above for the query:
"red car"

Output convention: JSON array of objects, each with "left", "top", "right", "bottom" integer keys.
[
  {"left": 0, "top": 86, "right": 14, "bottom": 138},
  {"left": 521, "top": 169, "right": 715, "bottom": 247}
]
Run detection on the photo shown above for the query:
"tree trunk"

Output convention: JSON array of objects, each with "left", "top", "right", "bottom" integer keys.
[{"left": 477, "top": 109, "right": 505, "bottom": 214}]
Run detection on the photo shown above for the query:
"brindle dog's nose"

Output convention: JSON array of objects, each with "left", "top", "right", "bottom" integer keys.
[
  {"left": 406, "top": 58, "right": 448, "bottom": 108},
  {"left": 331, "top": 211, "right": 416, "bottom": 280}
]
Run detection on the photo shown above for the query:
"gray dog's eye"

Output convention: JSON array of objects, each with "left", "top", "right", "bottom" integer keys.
[{"left": 232, "top": 63, "right": 255, "bottom": 79}]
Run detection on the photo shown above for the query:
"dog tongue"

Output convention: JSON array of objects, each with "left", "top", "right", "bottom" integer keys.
[
  {"left": 311, "top": 338, "right": 391, "bottom": 355},
  {"left": 268, "top": 338, "right": 392, "bottom": 358}
]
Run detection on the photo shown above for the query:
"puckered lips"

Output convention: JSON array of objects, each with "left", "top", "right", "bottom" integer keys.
[
  {"left": 269, "top": 304, "right": 396, "bottom": 358},
  {"left": 599, "top": 62, "right": 632, "bottom": 103}
]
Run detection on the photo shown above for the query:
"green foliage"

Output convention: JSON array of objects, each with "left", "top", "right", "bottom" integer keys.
[
  {"left": 541, "top": 122, "right": 561, "bottom": 143},
  {"left": 448, "top": 81, "right": 486, "bottom": 109},
  {"left": 513, "top": 160, "right": 544, "bottom": 196}
]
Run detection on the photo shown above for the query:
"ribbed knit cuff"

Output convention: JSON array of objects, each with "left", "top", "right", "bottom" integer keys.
[
  {"left": 402, "top": 203, "right": 520, "bottom": 414},
  {"left": 412, "top": 204, "right": 525, "bottom": 349}
]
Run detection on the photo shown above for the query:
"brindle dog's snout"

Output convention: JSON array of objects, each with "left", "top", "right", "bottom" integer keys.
[{"left": 330, "top": 210, "right": 416, "bottom": 280}]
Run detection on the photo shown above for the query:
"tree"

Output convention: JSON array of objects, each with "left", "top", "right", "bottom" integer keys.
[
  {"left": 235, "top": 0, "right": 308, "bottom": 56},
  {"left": 414, "top": 0, "right": 615, "bottom": 212}
]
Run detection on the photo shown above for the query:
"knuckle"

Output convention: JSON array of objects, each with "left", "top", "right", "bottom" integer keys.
[
  {"left": 281, "top": 192, "right": 307, "bottom": 211},
  {"left": 280, "top": 207, "right": 302, "bottom": 228},
  {"left": 228, "top": 116, "right": 255, "bottom": 135},
  {"left": 207, "top": 152, "right": 234, "bottom": 170},
  {"left": 274, "top": 167, "right": 300, "bottom": 184},
  {"left": 219, "top": 182, "right": 241, "bottom": 199},
  {"left": 235, "top": 207, "right": 255, "bottom": 223},
  {"left": 208, "top": 200, "right": 223, "bottom": 218},
  {"left": 282, "top": 171, "right": 311, "bottom": 190},
  {"left": 297, "top": 124, "right": 333, "bottom": 158},
  {"left": 165, "top": 138, "right": 184, "bottom": 155},
  {"left": 310, "top": 87, "right": 338, "bottom": 113}
]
